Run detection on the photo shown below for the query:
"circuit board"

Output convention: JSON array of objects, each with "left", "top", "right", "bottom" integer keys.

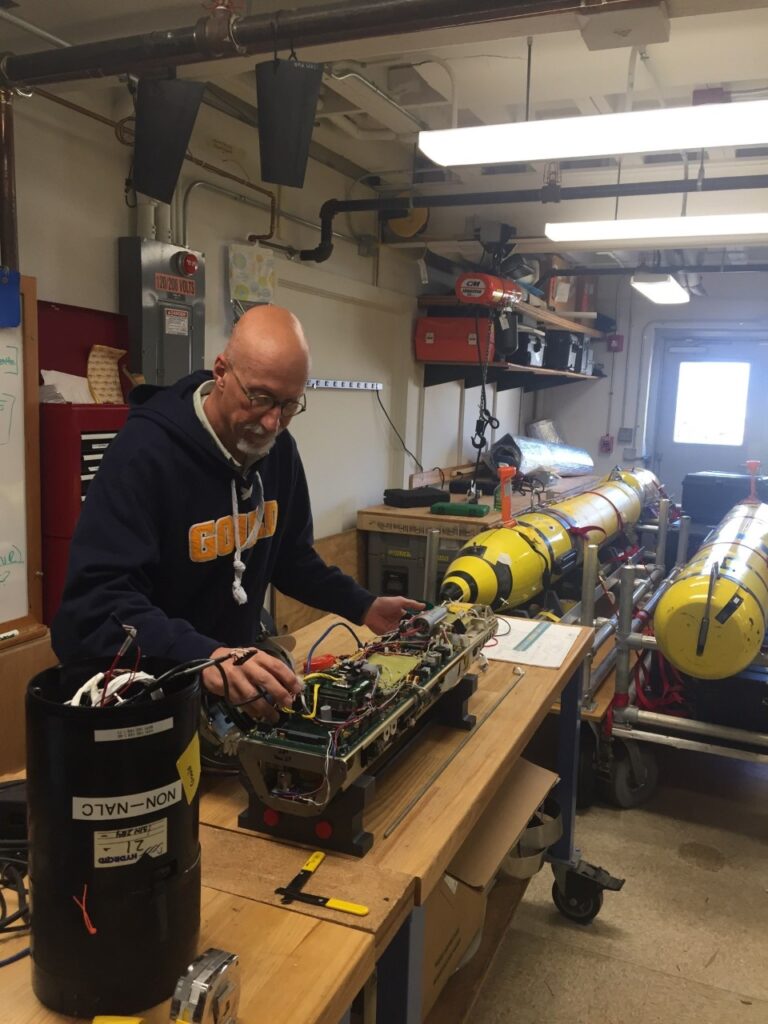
[{"left": 235, "top": 603, "right": 497, "bottom": 825}]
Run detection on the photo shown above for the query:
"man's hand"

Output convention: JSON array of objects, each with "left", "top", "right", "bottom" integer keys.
[
  {"left": 202, "top": 646, "right": 303, "bottom": 723},
  {"left": 363, "top": 596, "right": 426, "bottom": 635}
]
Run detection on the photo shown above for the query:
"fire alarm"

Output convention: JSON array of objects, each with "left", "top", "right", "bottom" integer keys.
[
  {"left": 599, "top": 434, "right": 615, "bottom": 454},
  {"left": 176, "top": 251, "right": 199, "bottom": 276}
]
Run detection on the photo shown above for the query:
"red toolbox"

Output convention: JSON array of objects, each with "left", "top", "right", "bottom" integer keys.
[
  {"left": 40, "top": 403, "right": 129, "bottom": 624},
  {"left": 414, "top": 316, "right": 495, "bottom": 364}
]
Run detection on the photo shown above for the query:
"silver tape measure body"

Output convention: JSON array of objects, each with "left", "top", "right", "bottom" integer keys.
[{"left": 170, "top": 948, "right": 240, "bottom": 1024}]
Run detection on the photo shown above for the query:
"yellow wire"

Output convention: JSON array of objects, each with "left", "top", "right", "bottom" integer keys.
[
  {"left": 281, "top": 682, "right": 321, "bottom": 719},
  {"left": 536, "top": 611, "right": 561, "bottom": 622}
]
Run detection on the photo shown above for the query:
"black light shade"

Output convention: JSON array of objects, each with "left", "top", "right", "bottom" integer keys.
[
  {"left": 133, "top": 77, "right": 205, "bottom": 204},
  {"left": 255, "top": 58, "right": 323, "bottom": 188}
]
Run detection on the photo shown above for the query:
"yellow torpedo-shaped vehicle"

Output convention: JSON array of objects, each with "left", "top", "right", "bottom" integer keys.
[
  {"left": 439, "top": 468, "right": 660, "bottom": 610},
  {"left": 654, "top": 502, "right": 768, "bottom": 679}
]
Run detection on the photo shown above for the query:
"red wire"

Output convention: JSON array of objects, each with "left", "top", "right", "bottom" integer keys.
[{"left": 72, "top": 884, "right": 97, "bottom": 935}]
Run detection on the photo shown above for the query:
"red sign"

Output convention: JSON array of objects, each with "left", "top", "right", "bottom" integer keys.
[{"left": 155, "top": 272, "right": 196, "bottom": 296}]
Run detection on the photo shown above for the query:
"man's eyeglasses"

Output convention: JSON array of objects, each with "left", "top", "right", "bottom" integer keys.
[{"left": 228, "top": 364, "right": 307, "bottom": 418}]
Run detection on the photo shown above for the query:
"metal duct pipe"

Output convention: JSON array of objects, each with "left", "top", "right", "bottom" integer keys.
[
  {"left": 0, "top": 1, "right": 652, "bottom": 88},
  {"left": 299, "top": 173, "right": 768, "bottom": 262}
]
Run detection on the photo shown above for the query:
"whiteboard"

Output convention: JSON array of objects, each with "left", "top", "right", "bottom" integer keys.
[{"left": 0, "top": 323, "right": 28, "bottom": 623}]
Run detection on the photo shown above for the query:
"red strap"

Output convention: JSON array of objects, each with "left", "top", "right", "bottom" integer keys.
[
  {"left": 569, "top": 524, "right": 607, "bottom": 540},
  {"left": 582, "top": 490, "right": 626, "bottom": 533}
]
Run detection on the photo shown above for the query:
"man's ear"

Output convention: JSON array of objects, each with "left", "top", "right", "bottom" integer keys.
[{"left": 212, "top": 354, "right": 227, "bottom": 389}]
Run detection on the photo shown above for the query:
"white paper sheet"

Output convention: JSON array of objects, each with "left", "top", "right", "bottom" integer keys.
[{"left": 484, "top": 616, "right": 582, "bottom": 668}]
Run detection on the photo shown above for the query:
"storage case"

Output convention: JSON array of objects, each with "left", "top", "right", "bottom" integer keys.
[
  {"left": 543, "top": 330, "right": 583, "bottom": 372},
  {"left": 414, "top": 316, "right": 494, "bottom": 364},
  {"left": 681, "top": 471, "right": 768, "bottom": 524}
]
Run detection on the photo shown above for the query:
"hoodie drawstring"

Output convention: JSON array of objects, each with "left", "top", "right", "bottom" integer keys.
[{"left": 231, "top": 472, "right": 264, "bottom": 605}]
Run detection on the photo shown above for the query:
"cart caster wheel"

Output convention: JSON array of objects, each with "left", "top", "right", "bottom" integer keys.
[
  {"left": 577, "top": 726, "right": 596, "bottom": 810},
  {"left": 552, "top": 880, "right": 603, "bottom": 924},
  {"left": 598, "top": 742, "right": 658, "bottom": 808}
]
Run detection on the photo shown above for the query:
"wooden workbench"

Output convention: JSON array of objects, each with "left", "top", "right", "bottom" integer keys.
[
  {"left": 5, "top": 614, "right": 592, "bottom": 1024},
  {"left": 357, "top": 474, "right": 600, "bottom": 540},
  {"left": 2, "top": 886, "right": 374, "bottom": 1024},
  {"left": 201, "top": 615, "right": 592, "bottom": 907}
]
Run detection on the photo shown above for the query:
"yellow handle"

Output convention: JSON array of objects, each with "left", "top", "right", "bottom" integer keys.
[
  {"left": 92, "top": 1017, "right": 145, "bottom": 1023},
  {"left": 302, "top": 850, "right": 326, "bottom": 874},
  {"left": 325, "top": 898, "right": 369, "bottom": 916}
]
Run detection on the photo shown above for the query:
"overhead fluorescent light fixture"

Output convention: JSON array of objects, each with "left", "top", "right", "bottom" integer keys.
[
  {"left": 630, "top": 272, "right": 689, "bottom": 305},
  {"left": 418, "top": 99, "right": 768, "bottom": 167},
  {"left": 544, "top": 213, "right": 768, "bottom": 244}
]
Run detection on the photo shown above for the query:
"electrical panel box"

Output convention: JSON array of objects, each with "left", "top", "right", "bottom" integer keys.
[{"left": 118, "top": 237, "right": 205, "bottom": 385}]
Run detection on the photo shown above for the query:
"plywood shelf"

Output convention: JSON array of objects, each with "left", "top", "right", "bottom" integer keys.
[{"left": 422, "top": 360, "right": 603, "bottom": 391}]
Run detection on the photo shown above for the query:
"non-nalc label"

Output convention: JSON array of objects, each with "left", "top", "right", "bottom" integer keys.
[
  {"left": 72, "top": 781, "right": 182, "bottom": 821},
  {"left": 93, "top": 717, "right": 174, "bottom": 743},
  {"left": 94, "top": 818, "right": 168, "bottom": 869}
]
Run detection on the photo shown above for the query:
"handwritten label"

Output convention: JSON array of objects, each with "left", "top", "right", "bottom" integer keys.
[
  {"left": 93, "top": 818, "right": 168, "bottom": 868},
  {"left": 0, "top": 543, "right": 24, "bottom": 586},
  {"left": 0, "top": 346, "right": 18, "bottom": 374},
  {"left": 0, "top": 392, "right": 15, "bottom": 445}
]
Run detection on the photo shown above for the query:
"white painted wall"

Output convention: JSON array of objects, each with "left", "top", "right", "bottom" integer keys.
[
  {"left": 537, "top": 272, "right": 768, "bottom": 481},
  {"left": 13, "top": 85, "right": 429, "bottom": 538}
]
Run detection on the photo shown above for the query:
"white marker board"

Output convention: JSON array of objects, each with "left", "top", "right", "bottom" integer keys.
[{"left": 0, "top": 277, "right": 43, "bottom": 646}]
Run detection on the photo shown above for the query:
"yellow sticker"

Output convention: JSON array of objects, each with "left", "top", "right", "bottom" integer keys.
[{"left": 176, "top": 732, "right": 201, "bottom": 804}]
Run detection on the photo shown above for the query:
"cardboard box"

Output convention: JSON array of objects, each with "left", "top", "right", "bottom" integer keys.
[
  {"left": 0, "top": 632, "right": 57, "bottom": 775},
  {"left": 421, "top": 758, "right": 557, "bottom": 1017},
  {"left": 543, "top": 256, "right": 574, "bottom": 312}
]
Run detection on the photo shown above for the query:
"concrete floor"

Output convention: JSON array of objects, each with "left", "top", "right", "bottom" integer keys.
[{"left": 473, "top": 747, "right": 768, "bottom": 1024}]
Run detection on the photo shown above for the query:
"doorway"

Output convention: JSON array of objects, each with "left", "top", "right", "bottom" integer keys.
[{"left": 651, "top": 334, "right": 768, "bottom": 499}]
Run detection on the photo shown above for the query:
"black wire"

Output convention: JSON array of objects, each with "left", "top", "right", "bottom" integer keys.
[
  {"left": 375, "top": 390, "right": 423, "bottom": 472},
  {"left": 0, "top": 948, "right": 30, "bottom": 968}
]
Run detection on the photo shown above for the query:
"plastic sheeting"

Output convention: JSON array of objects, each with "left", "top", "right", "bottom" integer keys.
[{"left": 483, "top": 432, "right": 594, "bottom": 478}]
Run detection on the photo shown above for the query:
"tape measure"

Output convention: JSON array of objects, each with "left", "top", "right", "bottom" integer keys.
[{"left": 170, "top": 948, "right": 240, "bottom": 1024}]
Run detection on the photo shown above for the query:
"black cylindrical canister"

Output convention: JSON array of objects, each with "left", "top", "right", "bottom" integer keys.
[{"left": 26, "top": 659, "right": 201, "bottom": 1016}]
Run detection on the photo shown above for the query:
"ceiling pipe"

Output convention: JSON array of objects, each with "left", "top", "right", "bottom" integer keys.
[
  {"left": 0, "top": 0, "right": 656, "bottom": 88},
  {"left": 542, "top": 263, "right": 768, "bottom": 277},
  {"left": 298, "top": 173, "right": 768, "bottom": 262}
]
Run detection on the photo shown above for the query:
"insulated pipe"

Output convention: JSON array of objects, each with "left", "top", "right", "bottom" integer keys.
[
  {"left": 0, "top": 1, "right": 652, "bottom": 87},
  {"left": 299, "top": 174, "right": 768, "bottom": 262}
]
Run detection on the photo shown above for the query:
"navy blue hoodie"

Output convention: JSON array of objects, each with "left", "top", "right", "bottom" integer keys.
[{"left": 52, "top": 370, "right": 375, "bottom": 664}]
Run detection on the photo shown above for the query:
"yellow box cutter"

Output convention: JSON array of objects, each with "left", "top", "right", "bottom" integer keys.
[{"left": 276, "top": 851, "right": 369, "bottom": 917}]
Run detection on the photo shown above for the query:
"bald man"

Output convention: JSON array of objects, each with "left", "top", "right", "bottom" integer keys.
[{"left": 52, "top": 305, "right": 421, "bottom": 719}]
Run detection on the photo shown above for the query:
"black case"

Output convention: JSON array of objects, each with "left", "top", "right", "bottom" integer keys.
[
  {"left": 544, "top": 330, "right": 582, "bottom": 371},
  {"left": 681, "top": 471, "right": 768, "bottom": 524},
  {"left": 511, "top": 329, "right": 545, "bottom": 367},
  {"left": 383, "top": 486, "right": 450, "bottom": 508}
]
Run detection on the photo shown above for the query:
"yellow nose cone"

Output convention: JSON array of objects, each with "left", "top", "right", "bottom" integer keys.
[{"left": 655, "top": 577, "right": 764, "bottom": 679}]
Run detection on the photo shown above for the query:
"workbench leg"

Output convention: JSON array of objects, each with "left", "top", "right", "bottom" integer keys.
[
  {"left": 546, "top": 664, "right": 625, "bottom": 924},
  {"left": 376, "top": 907, "right": 424, "bottom": 1024},
  {"left": 549, "top": 663, "right": 583, "bottom": 864}
]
